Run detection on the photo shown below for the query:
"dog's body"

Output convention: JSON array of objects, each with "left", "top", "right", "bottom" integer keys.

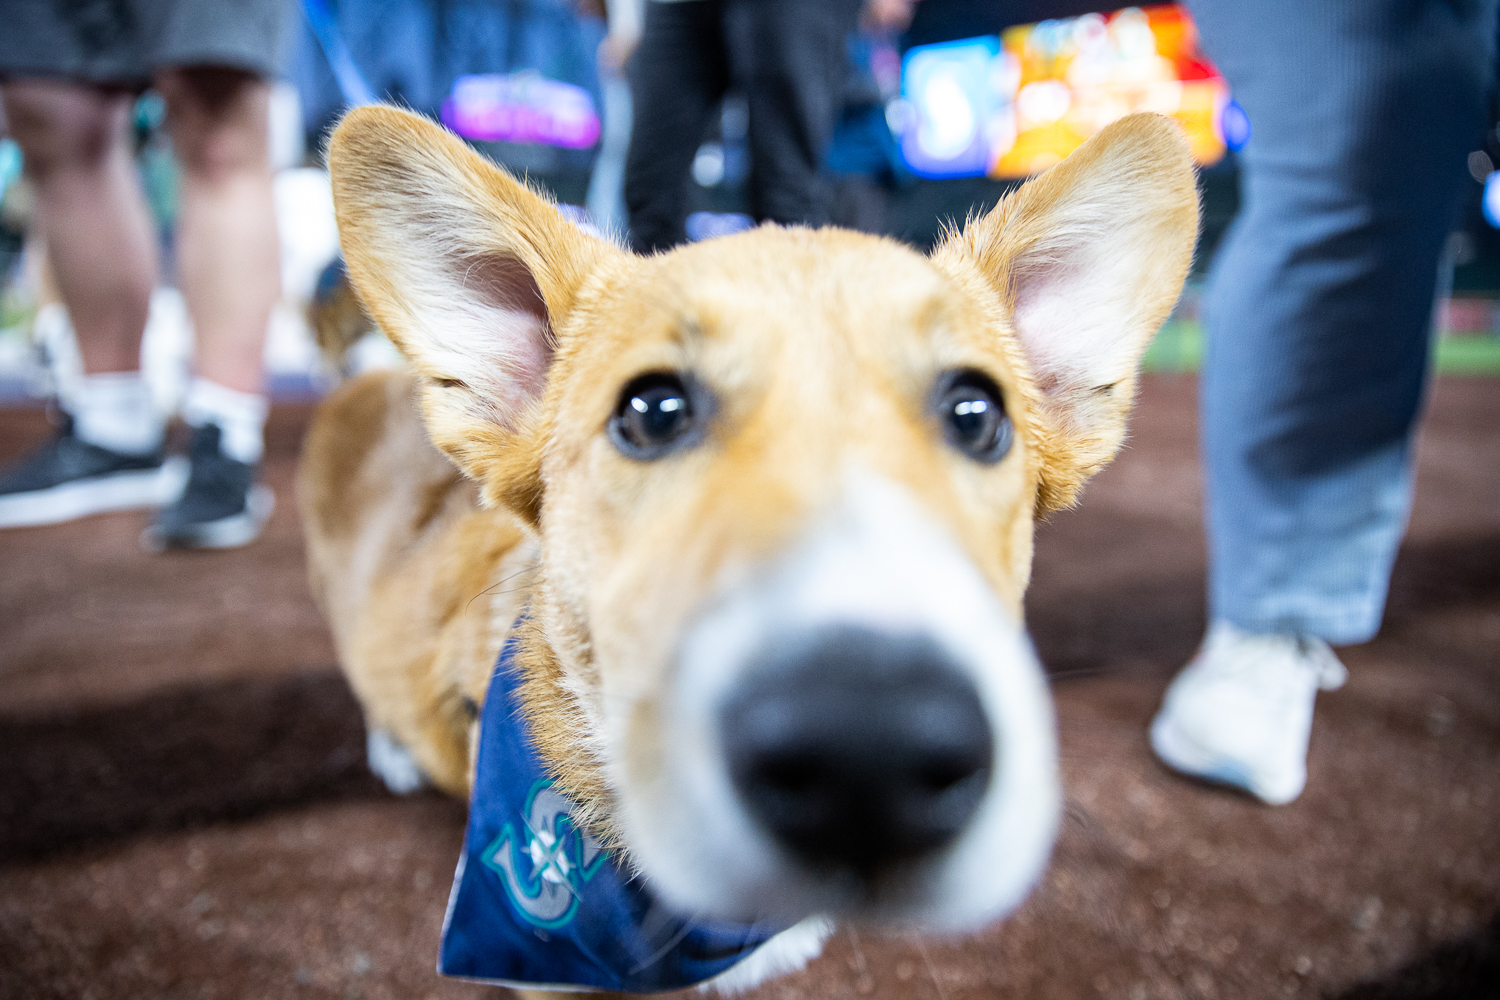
[
  {"left": 301, "top": 106, "right": 1197, "bottom": 997},
  {"left": 303, "top": 367, "right": 525, "bottom": 794}
]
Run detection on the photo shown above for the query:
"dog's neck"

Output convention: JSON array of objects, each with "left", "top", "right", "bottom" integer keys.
[{"left": 506, "top": 611, "right": 621, "bottom": 845}]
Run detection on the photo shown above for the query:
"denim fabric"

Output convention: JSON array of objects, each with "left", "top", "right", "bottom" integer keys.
[{"left": 1187, "top": 0, "right": 1498, "bottom": 644}]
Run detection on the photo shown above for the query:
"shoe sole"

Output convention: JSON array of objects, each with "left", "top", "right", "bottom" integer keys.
[
  {"left": 0, "top": 457, "right": 188, "bottom": 529},
  {"left": 141, "top": 484, "right": 275, "bottom": 552},
  {"left": 1149, "top": 711, "right": 1303, "bottom": 806}
]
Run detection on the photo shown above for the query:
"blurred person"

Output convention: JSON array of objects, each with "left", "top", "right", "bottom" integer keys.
[
  {"left": 619, "top": 0, "right": 866, "bottom": 252},
  {"left": 861, "top": 0, "right": 921, "bottom": 34},
  {"left": 0, "top": 0, "right": 292, "bottom": 548},
  {"left": 1149, "top": 0, "right": 1498, "bottom": 804}
]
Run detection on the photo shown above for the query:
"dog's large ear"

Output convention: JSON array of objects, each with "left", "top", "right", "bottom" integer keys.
[
  {"left": 931, "top": 113, "right": 1198, "bottom": 512},
  {"left": 328, "top": 105, "right": 619, "bottom": 522}
]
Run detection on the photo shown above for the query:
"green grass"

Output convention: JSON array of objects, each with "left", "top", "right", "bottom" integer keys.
[
  {"left": 1140, "top": 320, "right": 1500, "bottom": 375},
  {"left": 1432, "top": 334, "right": 1500, "bottom": 374},
  {"left": 1141, "top": 319, "right": 1203, "bottom": 373},
  {"left": 0, "top": 293, "right": 35, "bottom": 340}
]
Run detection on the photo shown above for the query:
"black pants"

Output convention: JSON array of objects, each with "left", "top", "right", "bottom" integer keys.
[{"left": 624, "top": 0, "right": 863, "bottom": 252}]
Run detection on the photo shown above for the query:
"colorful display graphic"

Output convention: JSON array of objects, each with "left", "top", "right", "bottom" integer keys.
[
  {"left": 898, "top": 36, "right": 1002, "bottom": 178},
  {"left": 897, "top": 4, "right": 1229, "bottom": 180},
  {"left": 442, "top": 71, "right": 601, "bottom": 150}
]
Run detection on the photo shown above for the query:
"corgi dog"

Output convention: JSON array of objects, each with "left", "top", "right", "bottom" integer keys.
[{"left": 300, "top": 105, "right": 1196, "bottom": 998}]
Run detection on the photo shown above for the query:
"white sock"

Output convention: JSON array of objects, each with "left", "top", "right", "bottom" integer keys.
[
  {"left": 65, "top": 372, "right": 165, "bottom": 456},
  {"left": 181, "top": 377, "right": 268, "bottom": 465}
]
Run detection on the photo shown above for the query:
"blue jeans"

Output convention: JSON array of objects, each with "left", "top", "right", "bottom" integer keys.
[{"left": 1187, "top": 0, "right": 1498, "bottom": 645}]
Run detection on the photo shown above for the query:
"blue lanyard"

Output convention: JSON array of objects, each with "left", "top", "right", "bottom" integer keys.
[{"left": 299, "top": 0, "right": 378, "bottom": 106}]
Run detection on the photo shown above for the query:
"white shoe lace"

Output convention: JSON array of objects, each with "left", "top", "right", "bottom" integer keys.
[
  {"left": 1295, "top": 634, "right": 1349, "bottom": 691},
  {"left": 1195, "top": 622, "right": 1347, "bottom": 692}
]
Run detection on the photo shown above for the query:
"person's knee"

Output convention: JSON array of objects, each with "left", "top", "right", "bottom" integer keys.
[
  {"left": 1, "top": 81, "right": 130, "bottom": 179},
  {"left": 156, "top": 67, "right": 271, "bottom": 183}
]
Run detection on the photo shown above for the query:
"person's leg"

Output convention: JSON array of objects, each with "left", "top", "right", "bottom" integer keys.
[
  {"left": 1151, "top": 0, "right": 1497, "bottom": 803},
  {"left": 624, "top": 0, "right": 730, "bottom": 253},
  {"left": 722, "top": 0, "right": 862, "bottom": 227},
  {"left": 2, "top": 80, "right": 156, "bottom": 378},
  {"left": 155, "top": 66, "right": 276, "bottom": 402},
  {"left": 0, "top": 79, "right": 180, "bottom": 528},
  {"left": 145, "top": 66, "right": 277, "bottom": 548},
  {"left": 1193, "top": 0, "right": 1496, "bottom": 645}
]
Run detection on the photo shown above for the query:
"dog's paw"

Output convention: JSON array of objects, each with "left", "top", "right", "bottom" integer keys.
[
  {"left": 700, "top": 917, "right": 834, "bottom": 995},
  {"left": 366, "top": 729, "right": 429, "bottom": 795}
]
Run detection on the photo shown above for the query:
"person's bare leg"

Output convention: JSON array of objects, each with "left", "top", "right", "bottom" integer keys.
[
  {"left": 0, "top": 80, "right": 176, "bottom": 528},
  {"left": 145, "top": 67, "right": 276, "bottom": 549},
  {"left": 155, "top": 66, "right": 278, "bottom": 397},
  {"left": 2, "top": 80, "right": 156, "bottom": 375}
]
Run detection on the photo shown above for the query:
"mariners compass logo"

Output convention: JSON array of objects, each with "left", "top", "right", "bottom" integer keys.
[{"left": 484, "top": 779, "right": 608, "bottom": 928}]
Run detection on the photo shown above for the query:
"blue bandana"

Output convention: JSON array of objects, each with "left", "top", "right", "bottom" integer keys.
[{"left": 438, "top": 632, "right": 786, "bottom": 992}]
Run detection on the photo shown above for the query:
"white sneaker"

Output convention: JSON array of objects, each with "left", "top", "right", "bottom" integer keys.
[{"left": 1150, "top": 621, "right": 1347, "bottom": 805}]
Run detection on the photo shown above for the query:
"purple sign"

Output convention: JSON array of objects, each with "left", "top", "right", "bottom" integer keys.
[{"left": 442, "top": 72, "right": 601, "bottom": 150}]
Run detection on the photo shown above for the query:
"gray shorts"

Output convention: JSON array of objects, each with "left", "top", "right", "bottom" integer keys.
[{"left": 0, "top": 0, "right": 296, "bottom": 86}]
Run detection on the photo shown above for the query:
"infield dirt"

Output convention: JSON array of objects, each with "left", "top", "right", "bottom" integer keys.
[{"left": 2, "top": 374, "right": 1497, "bottom": 1000}]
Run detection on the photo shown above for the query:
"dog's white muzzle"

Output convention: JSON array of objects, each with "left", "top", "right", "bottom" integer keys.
[{"left": 611, "top": 473, "right": 1060, "bottom": 931}]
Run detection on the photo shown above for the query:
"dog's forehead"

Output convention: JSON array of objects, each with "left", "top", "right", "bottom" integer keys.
[
  {"left": 571, "top": 227, "right": 1001, "bottom": 397},
  {"left": 633, "top": 228, "right": 967, "bottom": 344}
]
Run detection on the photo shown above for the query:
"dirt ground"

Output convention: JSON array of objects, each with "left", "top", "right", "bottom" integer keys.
[{"left": 1, "top": 375, "right": 1497, "bottom": 1000}]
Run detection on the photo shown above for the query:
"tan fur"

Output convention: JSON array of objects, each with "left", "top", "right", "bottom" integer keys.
[
  {"left": 301, "top": 105, "right": 1197, "bottom": 994},
  {"left": 299, "top": 369, "right": 531, "bottom": 794},
  {"left": 308, "top": 265, "right": 375, "bottom": 370}
]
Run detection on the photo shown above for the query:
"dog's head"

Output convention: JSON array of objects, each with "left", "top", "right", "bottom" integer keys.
[{"left": 329, "top": 106, "right": 1197, "bottom": 930}]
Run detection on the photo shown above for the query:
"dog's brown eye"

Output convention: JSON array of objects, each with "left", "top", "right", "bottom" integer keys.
[
  {"left": 609, "top": 373, "right": 698, "bottom": 459},
  {"left": 936, "top": 370, "right": 1013, "bottom": 463}
]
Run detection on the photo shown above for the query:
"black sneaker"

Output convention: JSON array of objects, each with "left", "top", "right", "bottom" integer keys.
[
  {"left": 143, "top": 423, "right": 274, "bottom": 550},
  {"left": 0, "top": 414, "right": 186, "bottom": 529}
]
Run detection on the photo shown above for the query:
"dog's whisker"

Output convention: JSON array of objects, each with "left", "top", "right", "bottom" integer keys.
[
  {"left": 846, "top": 926, "right": 871, "bottom": 989},
  {"left": 1064, "top": 798, "right": 1101, "bottom": 833},
  {"left": 512, "top": 809, "right": 585, "bottom": 903},
  {"left": 463, "top": 567, "right": 533, "bottom": 613},
  {"left": 913, "top": 935, "right": 950, "bottom": 1000},
  {"left": 474, "top": 585, "right": 530, "bottom": 602},
  {"left": 1044, "top": 664, "right": 1118, "bottom": 683},
  {"left": 625, "top": 917, "right": 695, "bottom": 976}
]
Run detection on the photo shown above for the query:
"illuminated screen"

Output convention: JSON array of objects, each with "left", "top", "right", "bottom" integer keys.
[{"left": 898, "top": 4, "right": 1230, "bottom": 180}]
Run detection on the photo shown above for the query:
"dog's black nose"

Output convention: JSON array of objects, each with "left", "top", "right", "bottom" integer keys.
[{"left": 719, "top": 627, "right": 993, "bottom": 874}]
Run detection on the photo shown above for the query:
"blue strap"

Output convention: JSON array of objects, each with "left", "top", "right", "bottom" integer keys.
[{"left": 299, "top": 0, "right": 378, "bottom": 106}]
